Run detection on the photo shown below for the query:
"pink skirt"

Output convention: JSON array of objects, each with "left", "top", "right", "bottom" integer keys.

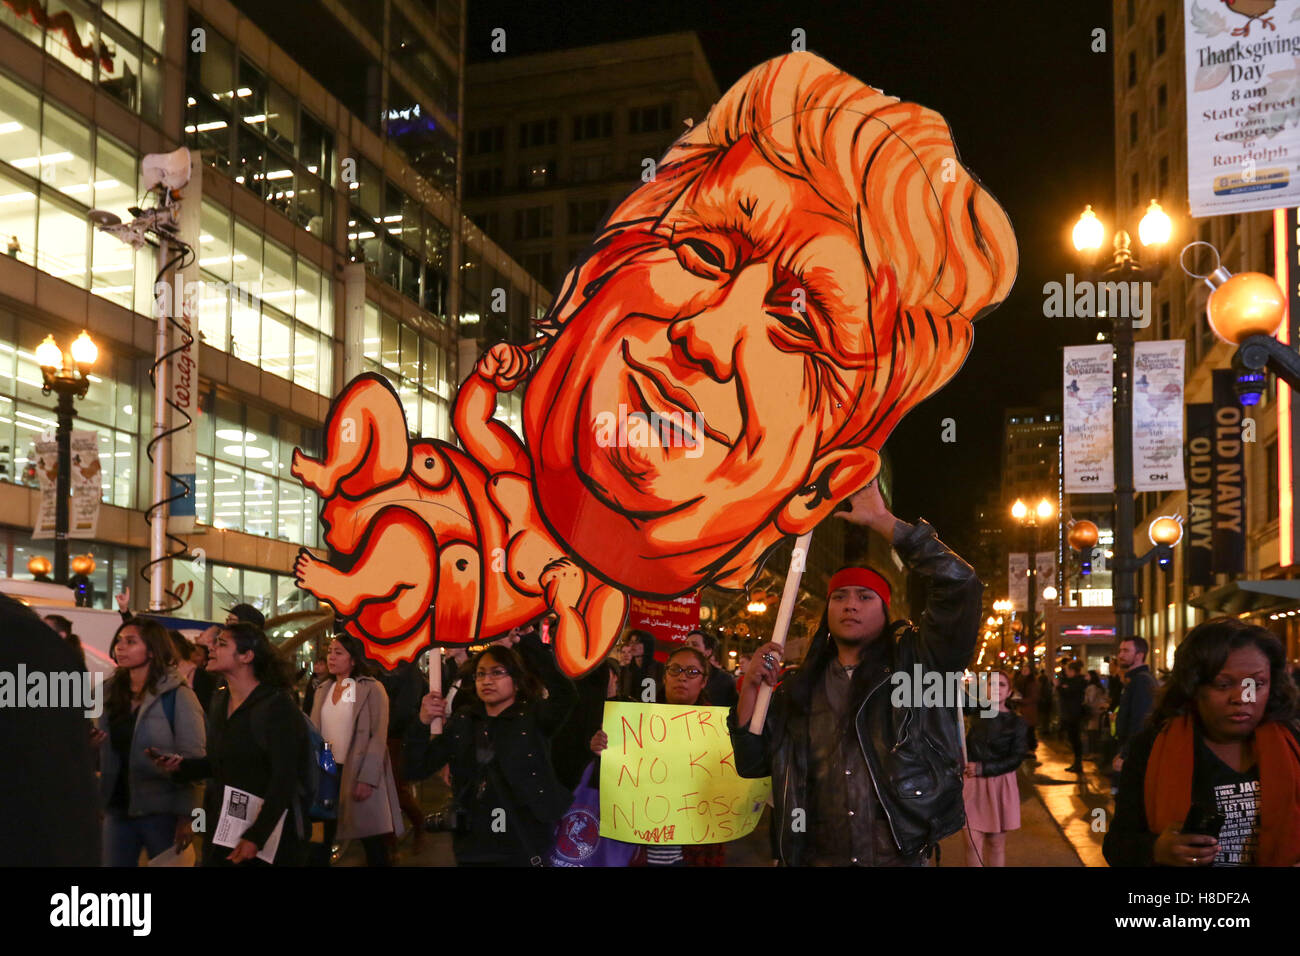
[{"left": 963, "top": 770, "right": 1020, "bottom": 833}]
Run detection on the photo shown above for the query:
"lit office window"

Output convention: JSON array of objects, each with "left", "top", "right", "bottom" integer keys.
[
  {"left": 37, "top": 196, "right": 89, "bottom": 287},
  {"left": 0, "top": 169, "right": 38, "bottom": 269}
]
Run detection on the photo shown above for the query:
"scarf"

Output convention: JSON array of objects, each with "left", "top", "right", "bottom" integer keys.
[{"left": 1143, "top": 713, "right": 1300, "bottom": 866}]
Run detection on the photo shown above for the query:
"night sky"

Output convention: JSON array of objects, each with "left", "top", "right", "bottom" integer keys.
[{"left": 468, "top": 0, "right": 1117, "bottom": 552}]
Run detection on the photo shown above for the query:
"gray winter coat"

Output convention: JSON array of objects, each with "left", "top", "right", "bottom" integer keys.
[
  {"left": 309, "top": 676, "right": 406, "bottom": 841},
  {"left": 96, "top": 669, "right": 206, "bottom": 817}
]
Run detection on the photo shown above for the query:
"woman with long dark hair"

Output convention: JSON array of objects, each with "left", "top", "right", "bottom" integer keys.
[
  {"left": 92, "top": 618, "right": 206, "bottom": 866},
  {"left": 590, "top": 645, "right": 726, "bottom": 866},
  {"left": 406, "top": 631, "right": 576, "bottom": 866},
  {"left": 154, "top": 623, "right": 306, "bottom": 866},
  {"left": 1103, "top": 618, "right": 1300, "bottom": 867},
  {"left": 308, "top": 634, "right": 405, "bottom": 865}
]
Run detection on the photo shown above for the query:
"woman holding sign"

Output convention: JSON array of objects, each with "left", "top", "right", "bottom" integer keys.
[
  {"left": 590, "top": 646, "right": 726, "bottom": 866},
  {"left": 405, "top": 630, "right": 576, "bottom": 866}
]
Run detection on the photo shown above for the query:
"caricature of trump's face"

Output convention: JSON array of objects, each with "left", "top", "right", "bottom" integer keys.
[{"left": 523, "top": 54, "right": 1016, "bottom": 597}]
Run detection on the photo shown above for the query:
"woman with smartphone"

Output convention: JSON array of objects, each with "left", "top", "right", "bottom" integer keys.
[
  {"left": 92, "top": 618, "right": 206, "bottom": 866},
  {"left": 1103, "top": 618, "right": 1300, "bottom": 866}
]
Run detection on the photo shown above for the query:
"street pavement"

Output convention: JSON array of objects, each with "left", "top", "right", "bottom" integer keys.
[{"left": 1020, "top": 733, "right": 1112, "bottom": 867}]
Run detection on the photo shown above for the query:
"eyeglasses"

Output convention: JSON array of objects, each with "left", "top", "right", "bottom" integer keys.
[
  {"left": 665, "top": 665, "right": 703, "bottom": 679},
  {"left": 475, "top": 667, "right": 509, "bottom": 682}
]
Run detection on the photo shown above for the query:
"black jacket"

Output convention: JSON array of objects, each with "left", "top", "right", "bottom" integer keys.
[
  {"left": 730, "top": 519, "right": 982, "bottom": 864},
  {"left": 966, "top": 711, "right": 1030, "bottom": 776},
  {"left": 0, "top": 596, "right": 99, "bottom": 865},
  {"left": 618, "top": 631, "right": 664, "bottom": 702},
  {"left": 1115, "top": 665, "right": 1157, "bottom": 757},
  {"left": 1056, "top": 675, "right": 1087, "bottom": 722},
  {"left": 176, "top": 682, "right": 306, "bottom": 865},
  {"left": 404, "top": 635, "right": 577, "bottom": 864}
]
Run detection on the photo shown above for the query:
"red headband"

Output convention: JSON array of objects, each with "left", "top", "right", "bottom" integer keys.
[{"left": 827, "top": 567, "right": 891, "bottom": 608}]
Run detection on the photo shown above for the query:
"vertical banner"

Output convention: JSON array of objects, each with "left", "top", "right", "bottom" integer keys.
[
  {"left": 1132, "top": 340, "right": 1186, "bottom": 491},
  {"left": 1184, "top": 7, "right": 1300, "bottom": 217},
  {"left": 625, "top": 593, "right": 701, "bottom": 661},
  {"left": 1186, "top": 403, "right": 1215, "bottom": 587},
  {"left": 32, "top": 436, "right": 56, "bottom": 539},
  {"left": 1063, "top": 344, "right": 1115, "bottom": 492},
  {"left": 1211, "top": 370, "right": 1246, "bottom": 575},
  {"left": 1282, "top": 207, "right": 1300, "bottom": 568},
  {"left": 69, "top": 431, "right": 101, "bottom": 539},
  {"left": 168, "top": 157, "right": 201, "bottom": 534},
  {"left": 32, "top": 431, "right": 101, "bottom": 539},
  {"left": 1009, "top": 553, "right": 1029, "bottom": 612},
  {"left": 1034, "top": 551, "right": 1056, "bottom": 612}
]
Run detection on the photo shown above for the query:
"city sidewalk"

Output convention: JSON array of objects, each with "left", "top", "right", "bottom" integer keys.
[{"left": 1023, "top": 732, "right": 1112, "bottom": 868}]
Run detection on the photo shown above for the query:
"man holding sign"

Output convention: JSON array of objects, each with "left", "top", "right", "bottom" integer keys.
[{"left": 731, "top": 481, "right": 981, "bottom": 866}]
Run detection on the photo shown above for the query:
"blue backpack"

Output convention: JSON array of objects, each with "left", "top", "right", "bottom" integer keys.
[{"left": 248, "top": 692, "right": 340, "bottom": 836}]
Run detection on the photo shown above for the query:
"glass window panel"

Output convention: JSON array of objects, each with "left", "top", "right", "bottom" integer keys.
[
  {"left": 197, "top": 26, "right": 235, "bottom": 101},
  {"left": 44, "top": 0, "right": 96, "bottom": 81},
  {"left": 264, "top": 146, "right": 294, "bottom": 218},
  {"left": 237, "top": 58, "right": 267, "bottom": 129},
  {"left": 77, "top": 363, "right": 117, "bottom": 428},
  {"left": 38, "top": 197, "right": 89, "bottom": 287},
  {"left": 303, "top": 485, "right": 319, "bottom": 547},
  {"left": 236, "top": 126, "right": 265, "bottom": 195},
  {"left": 277, "top": 477, "right": 303, "bottom": 542},
  {"left": 0, "top": 73, "right": 42, "bottom": 172},
  {"left": 0, "top": 170, "right": 38, "bottom": 269},
  {"left": 113, "top": 430, "right": 133, "bottom": 507},
  {"left": 170, "top": 547, "right": 205, "bottom": 619},
  {"left": 186, "top": 88, "right": 231, "bottom": 171},
  {"left": 401, "top": 249, "right": 420, "bottom": 302},
  {"left": 38, "top": 103, "right": 92, "bottom": 199},
  {"left": 267, "top": 83, "right": 295, "bottom": 150},
  {"left": 94, "top": 134, "right": 136, "bottom": 213},
  {"left": 211, "top": 561, "right": 240, "bottom": 607},
  {"left": 143, "top": 0, "right": 165, "bottom": 52},
  {"left": 262, "top": 239, "right": 294, "bottom": 311},
  {"left": 211, "top": 461, "right": 242, "bottom": 530},
  {"left": 91, "top": 227, "right": 135, "bottom": 307},
  {"left": 276, "top": 418, "right": 301, "bottom": 479},
  {"left": 379, "top": 239, "right": 400, "bottom": 289},
  {"left": 194, "top": 454, "right": 212, "bottom": 524},
  {"left": 260, "top": 309, "right": 292, "bottom": 381},
  {"left": 245, "top": 407, "right": 275, "bottom": 476},
  {"left": 197, "top": 269, "right": 229, "bottom": 353},
  {"left": 214, "top": 396, "right": 244, "bottom": 464},
  {"left": 400, "top": 323, "right": 419, "bottom": 382},
  {"left": 102, "top": 0, "right": 144, "bottom": 37},
  {"left": 242, "top": 570, "right": 273, "bottom": 620},
  {"left": 199, "top": 201, "right": 234, "bottom": 280},
  {"left": 196, "top": 390, "right": 214, "bottom": 457},
  {"left": 357, "top": 160, "right": 381, "bottom": 220},
  {"left": 244, "top": 470, "right": 273, "bottom": 538},
  {"left": 98, "top": 23, "right": 143, "bottom": 112},
  {"left": 363, "top": 302, "right": 380, "bottom": 362},
  {"left": 397, "top": 379, "right": 419, "bottom": 436},
  {"left": 232, "top": 220, "right": 262, "bottom": 297},
  {"left": 295, "top": 170, "right": 324, "bottom": 236},
  {"left": 140, "top": 48, "right": 163, "bottom": 124},
  {"left": 0, "top": 0, "right": 44, "bottom": 46},
  {"left": 316, "top": 338, "right": 332, "bottom": 396},
  {"left": 230, "top": 296, "right": 258, "bottom": 363},
  {"left": 295, "top": 259, "right": 321, "bottom": 328},
  {"left": 293, "top": 329, "right": 318, "bottom": 393},
  {"left": 380, "top": 312, "right": 399, "bottom": 371},
  {"left": 300, "top": 111, "right": 329, "bottom": 178},
  {"left": 319, "top": 271, "right": 333, "bottom": 336},
  {"left": 401, "top": 193, "right": 422, "bottom": 251}
]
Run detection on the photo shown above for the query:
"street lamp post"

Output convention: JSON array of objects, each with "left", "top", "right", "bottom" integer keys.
[
  {"left": 1011, "top": 497, "right": 1055, "bottom": 647},
  {"left": 35, "top": 332, "right": 98, "bottom": 585},
  {"left": 1071, "top": 201, "right": 1173, "bottom": 639}
]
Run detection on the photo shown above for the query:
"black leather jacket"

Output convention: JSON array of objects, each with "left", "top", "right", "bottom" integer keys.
[
  {"left": 730, "top": 520, "right": 982, "bottom": 864},
  {"left": 965, "top": 711, "right": 1030, "bottom": 776}
]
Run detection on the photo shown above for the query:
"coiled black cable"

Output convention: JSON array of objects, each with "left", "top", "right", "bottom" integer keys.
[{"left": 140, "top": 234, "right": 197, "bottom": 613}]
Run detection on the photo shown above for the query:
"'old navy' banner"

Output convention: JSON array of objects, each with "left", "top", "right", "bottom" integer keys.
[
  {"left": 1211, "top": 371, "right": 1246, "bottom": 575},
  {"left": 1185, "top": 403, "right": 1215, "bottom": 588}
]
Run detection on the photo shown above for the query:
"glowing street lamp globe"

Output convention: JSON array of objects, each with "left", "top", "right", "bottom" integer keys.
[
  {"left": 1137, "top": 200, "right": 1172, "bottom": 248},
  {"left": 1072, "top": 205, "right": 1105, "bottom": 253}
]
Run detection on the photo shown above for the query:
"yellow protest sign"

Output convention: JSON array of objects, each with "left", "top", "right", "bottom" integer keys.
[{"left": 599, "top": 701, "right": 771, "bottom": 845}]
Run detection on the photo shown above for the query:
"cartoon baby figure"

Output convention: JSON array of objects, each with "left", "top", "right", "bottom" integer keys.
[{"left": 292, "top": 51, "right": 1017, "bottom": 676}]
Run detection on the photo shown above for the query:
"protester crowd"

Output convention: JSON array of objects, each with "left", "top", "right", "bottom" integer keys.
[{"left": 3, "top": 480, "right": 1299, "bottom": 869}]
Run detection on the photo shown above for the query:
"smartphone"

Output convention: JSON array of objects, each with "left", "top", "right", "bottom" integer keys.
[{"left": 1182, "top": 804, "right": 1226, "bottom": 840}]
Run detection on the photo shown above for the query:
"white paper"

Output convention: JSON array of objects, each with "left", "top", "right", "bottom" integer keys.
[{"left": 212, "top": 785, "right": 286, "bottom": 864}]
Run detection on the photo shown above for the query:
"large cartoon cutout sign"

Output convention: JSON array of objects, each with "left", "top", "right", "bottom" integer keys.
[{"left": 291, "top": 52, "right": 1018, "bottom": 677}]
